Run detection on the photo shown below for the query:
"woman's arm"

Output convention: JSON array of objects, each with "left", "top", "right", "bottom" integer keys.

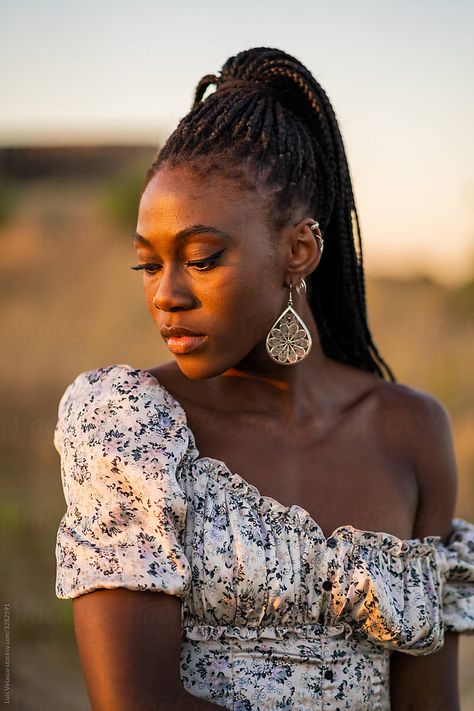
[
  {"left": 390, "top": 392, "right": 460, "bottom": 711},
  {"left": 390, "top": 633, "right": 459, "bottom": 711},
  {"left": 72, "top": 589, "right": 222, "bottom": 710}
]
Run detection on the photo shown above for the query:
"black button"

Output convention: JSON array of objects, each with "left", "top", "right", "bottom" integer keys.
[
  {"left": 327, "top": 537, "right": 337, "bottom": 548},
  {"left": 322, "top": 580, "right": 333, "bottom": 591},
  {"left": 324, "top": 670, "right": 334, "bottom": 681}
]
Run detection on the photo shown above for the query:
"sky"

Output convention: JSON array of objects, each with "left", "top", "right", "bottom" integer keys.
[{"left": 1, "top": 0, "right": 473, "bottom": 284}]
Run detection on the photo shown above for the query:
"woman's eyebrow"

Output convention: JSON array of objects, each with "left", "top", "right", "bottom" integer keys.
[{"left": 134, "top": 225, "right": 234, "bottom": 246}]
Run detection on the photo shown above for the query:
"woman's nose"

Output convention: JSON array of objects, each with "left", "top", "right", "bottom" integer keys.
[{"left": 152, "top": 266, "right": 195, "bottom": 311}]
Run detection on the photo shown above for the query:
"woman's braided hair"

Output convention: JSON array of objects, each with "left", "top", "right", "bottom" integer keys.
[{"left": 143, "top": 46, "right": 396, "bottom": 381}]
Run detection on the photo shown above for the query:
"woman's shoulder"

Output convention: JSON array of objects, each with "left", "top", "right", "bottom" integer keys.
[
  {"left": 334, "top": 362, "right": 450, "bottom": 450},
  {"left": 374, "top": 379, "right": 457, "bottom": 541},
  {"left": 331, "top": 359, "right": 447, "bottom": 421},
  {"left": 54, "top": 363, "right": 189, "bottom": 455},
  {"left": 57, "top": 362, "right": 180, "bottom": 412},
  {"left": 375, "top": 378, "right": 449, "bottom": 419},
  {"left": 372, "top": 378, "right": 453, "bottom": 460}
]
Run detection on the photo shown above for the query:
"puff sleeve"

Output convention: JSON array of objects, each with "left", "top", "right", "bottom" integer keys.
[
  {"left": 54, "top": 364, "right": 192, "bottom": 600},
  {"left": 439, "top": 517, "right": 474, "bottom": 633}
]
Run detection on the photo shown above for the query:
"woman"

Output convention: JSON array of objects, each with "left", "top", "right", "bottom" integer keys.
[{"left": 54, "top": 47, "right": 474, "bottom": 710}]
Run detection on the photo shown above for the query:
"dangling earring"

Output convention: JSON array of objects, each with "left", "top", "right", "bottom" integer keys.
[{"left": 265, "top": 279, "right": 313, "bottom": 365}]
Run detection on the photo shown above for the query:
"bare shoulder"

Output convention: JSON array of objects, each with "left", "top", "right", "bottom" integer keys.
[
  {"left": 374, "top": 378, "right": 453, "bottom": 439},
  {"left": 374, "top": 379, "right": 457, "bottom": 541},
  {"left": 344, "top": 366, "right": 453, "bottom": 455}
]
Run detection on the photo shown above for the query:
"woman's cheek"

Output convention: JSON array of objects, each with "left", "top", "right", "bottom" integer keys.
[{"left": 214, "top": 285, "right": 272, "bottom": 346}]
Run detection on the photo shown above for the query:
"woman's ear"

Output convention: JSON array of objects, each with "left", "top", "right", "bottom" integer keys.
[{"left": 284, "top": 217, "right": 322, "bottom": 281}]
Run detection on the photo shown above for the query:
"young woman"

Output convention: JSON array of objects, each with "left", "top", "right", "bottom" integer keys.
[{"left": 54, "top": 47, "right": 474, "bottom": 710}]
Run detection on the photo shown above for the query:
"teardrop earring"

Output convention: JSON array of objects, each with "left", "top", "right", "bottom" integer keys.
[{"left": 265, "top": 281, "right": 313, "bottom": 365}]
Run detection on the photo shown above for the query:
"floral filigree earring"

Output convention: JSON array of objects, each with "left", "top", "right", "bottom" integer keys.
[{"left": 265, "top": 277, "right": 313, "bottom": 365}]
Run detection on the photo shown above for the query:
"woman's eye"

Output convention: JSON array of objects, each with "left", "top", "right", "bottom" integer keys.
[
  {"left": 130, "top": 249, "right": 226, "bottom": 275},
  {"left": 145, "top": 265, "right": 160, "bottom": 275},
  {"left": 187, "top": 247, "right": 227, "bottom": 271},
  {"left": 130, "top": 263, "right": 161, "bottom": 275},
  {"left": 187, "top": 253, "right": 222, "bottom": 271}
]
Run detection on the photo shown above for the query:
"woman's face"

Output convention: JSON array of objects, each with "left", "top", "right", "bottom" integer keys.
[{"left": 134, "top": 165, "right": 307, "bottom": 380}]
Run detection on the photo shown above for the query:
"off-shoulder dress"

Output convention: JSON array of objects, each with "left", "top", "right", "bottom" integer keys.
[{"left": 54, "top": 364, "right": 474, "bottom": 711}]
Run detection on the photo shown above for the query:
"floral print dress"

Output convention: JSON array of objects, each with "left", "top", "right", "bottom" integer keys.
[{"left": 54, "top": 364, "right": 474, "bottom": 711}]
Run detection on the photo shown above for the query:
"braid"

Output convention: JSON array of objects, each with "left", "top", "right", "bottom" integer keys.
[{"left": 144, "top": 47, "right": 396, "bottom": 382}]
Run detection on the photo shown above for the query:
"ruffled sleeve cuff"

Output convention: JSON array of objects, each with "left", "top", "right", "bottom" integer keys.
[{"left": 438, "top": 517, "right": 474, "bottom": 633}]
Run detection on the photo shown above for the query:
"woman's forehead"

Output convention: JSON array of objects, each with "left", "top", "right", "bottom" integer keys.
[
  {"left": 143, "top": 164, "right": 256, "bottom": 199},
  {"left": 138, "top": 167, "right": 268, "bottom": 231}
]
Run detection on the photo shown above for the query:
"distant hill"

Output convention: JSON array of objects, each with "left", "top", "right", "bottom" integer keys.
[{"left": 0, "top": 144, "right": 158, "bottom": 180}]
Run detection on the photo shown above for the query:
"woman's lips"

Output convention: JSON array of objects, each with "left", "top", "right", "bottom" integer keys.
[{"left": 165, "top": 335, "right": 207, "bottom": 354}]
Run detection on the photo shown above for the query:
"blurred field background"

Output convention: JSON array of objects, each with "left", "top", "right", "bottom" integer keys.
[{"left": 0, "top": 144, "right": 472, "bottom": 709}]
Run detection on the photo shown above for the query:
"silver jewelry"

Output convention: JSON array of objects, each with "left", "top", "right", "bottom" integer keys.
[
  {"left": 265, "top": 282, "right": 313, "bottom": 365},
  {"left": 295, "top": 276, "right": 307, "bottom": 296},
  {"left": 310, "top": 221, "right": 324, "bottom": 254}
]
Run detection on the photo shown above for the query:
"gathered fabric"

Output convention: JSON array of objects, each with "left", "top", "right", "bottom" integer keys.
[{"left": 54, "top": 364, "right": 474, "bottom": 710}]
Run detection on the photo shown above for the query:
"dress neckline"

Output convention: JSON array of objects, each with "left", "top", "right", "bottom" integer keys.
[{"left": 118, "top": 362, "right": 443, "bottom": 550}]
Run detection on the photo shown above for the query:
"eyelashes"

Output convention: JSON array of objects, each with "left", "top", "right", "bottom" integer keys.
[{"left": 130, "top": 248, "right": 227, "bottom": 275}]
